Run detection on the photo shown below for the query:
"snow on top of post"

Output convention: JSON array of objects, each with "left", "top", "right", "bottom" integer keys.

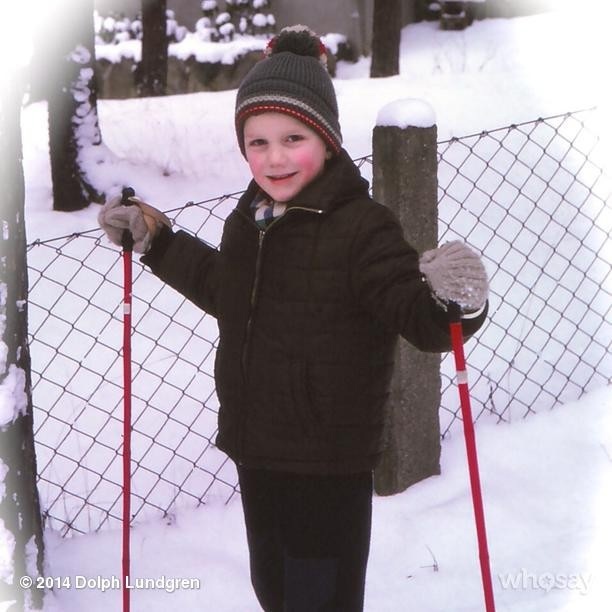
[{"left": 376, "top": 98, "right": 436, "bottom": 129}]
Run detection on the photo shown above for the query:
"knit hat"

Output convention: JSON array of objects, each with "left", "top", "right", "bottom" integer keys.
[{"left": 235, "top": 25, "right": 342, "bottom": 157}]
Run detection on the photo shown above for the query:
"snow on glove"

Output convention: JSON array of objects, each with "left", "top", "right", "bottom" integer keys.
[
  {"left": 98, "top": 194, "right": 172, "bottom": 254},
  {"left": 419, "top": 240, "right": 489, "bottom": 311}
]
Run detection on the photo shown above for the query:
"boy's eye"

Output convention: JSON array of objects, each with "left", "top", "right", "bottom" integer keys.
[
  {"left": 286, "top": 134, "right": 305, "bottom": 143},
  {"left": 247, "top": 138, "right": 266, "bottom": 147}
]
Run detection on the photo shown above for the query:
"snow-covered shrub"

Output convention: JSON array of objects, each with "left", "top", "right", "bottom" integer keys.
[
  {"left": 95, "top": 12, "right": 140, "bottom": 45},
  {"left": 219, "top": 21, "right": 236, "bottom": 42},
  {"left": 201, "top": 0, "right": 219, "bottom": 16},
  {"left": 227, "top": 0, "right": 250, "bottom": 15},
  {"left": 196, "top": 16, "right": 220, "bottom": 42},
  {"left": 95, "top": 9, "right": 190, "bottom": 46},
  {"left": 131, "top": 17, "right": 142, "bottom": 40},
  {"left": 251, "top": 12, "right": 274, "bottom": 37},
  {"left": 193, "top": 1, "right": 277, "bottom": 42},
  {"left": 167, "top": 9, "right": 188, "bottom": 43},
  {"left": 216, "top": 11, "right": 231, "bottom": 26}
]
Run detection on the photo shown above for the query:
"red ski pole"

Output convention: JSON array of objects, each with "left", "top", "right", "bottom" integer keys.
[
  {"left": 448, "top": 302, "right": 496, "bottom": 612},
  {"left": 120, "top": 187, "right": 135, "bottom": 612}
]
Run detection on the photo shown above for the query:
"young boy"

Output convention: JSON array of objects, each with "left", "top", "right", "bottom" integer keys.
[{"left": 99, "top": 26, "right": 488, "bottom": 612}]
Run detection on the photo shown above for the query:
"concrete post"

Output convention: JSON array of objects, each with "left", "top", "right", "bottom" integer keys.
[{"left": 372, "top": 99, "right": 442, "bottom": 496}]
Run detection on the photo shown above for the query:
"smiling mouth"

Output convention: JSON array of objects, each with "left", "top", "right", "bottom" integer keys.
[{"left": 267, "top": 172, "right": 297, "bottom": 182}]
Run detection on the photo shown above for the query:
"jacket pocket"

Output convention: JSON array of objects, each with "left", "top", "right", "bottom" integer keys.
[{"left": 291, "top": 360, "right": 322, "bottom": 436}]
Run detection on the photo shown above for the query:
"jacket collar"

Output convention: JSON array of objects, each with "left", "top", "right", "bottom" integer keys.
[{"left": 237, "top": 148, "right": 370, "bottom": 216}]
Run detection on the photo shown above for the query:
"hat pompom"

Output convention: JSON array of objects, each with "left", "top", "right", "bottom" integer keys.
[{"left": 265, "top": 25, "right": 328, "bottom": 69}]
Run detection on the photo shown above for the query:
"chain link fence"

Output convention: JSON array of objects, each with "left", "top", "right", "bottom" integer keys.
[
  {"left": 28, "top": 109, "right": 611, "bottom": 536},
  {"left": 437, "top": 109, "right": 610, "bottom": 435}
]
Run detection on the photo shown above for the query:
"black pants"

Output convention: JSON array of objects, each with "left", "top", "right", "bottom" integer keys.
[{"left": 237, "top": 467, "right": 373, "bottom": 612}]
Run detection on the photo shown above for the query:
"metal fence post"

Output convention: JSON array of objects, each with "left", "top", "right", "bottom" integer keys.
[{"left": 372, "top": 99, "right": 441, "bottom": 495}]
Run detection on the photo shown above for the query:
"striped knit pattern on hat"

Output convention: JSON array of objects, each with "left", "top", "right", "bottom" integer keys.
[{"left": 235, "top": 28, "right": 342, "bottom": 156}]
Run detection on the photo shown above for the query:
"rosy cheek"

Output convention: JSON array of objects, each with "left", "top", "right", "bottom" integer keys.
[
  {"left": 246, "top": 154, "right": 263, "bottom": 177},
  {"left": 293, "top": 150, "right": 322, "bottom": 178}
]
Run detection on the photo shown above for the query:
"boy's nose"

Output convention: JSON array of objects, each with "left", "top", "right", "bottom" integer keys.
[{"left": 267, "top": 145, "right": 287, "bottom": 165}]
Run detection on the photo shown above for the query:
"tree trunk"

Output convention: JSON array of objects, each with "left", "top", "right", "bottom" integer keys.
[
  {"left": 139, "top": 0, "right": 168, "bottom": 96},
  {"left": 370, "top": 0, "right": 402, "bottom": 78},
  {"left": 0, "top": 72, "right": 45, "bottom": 611},
  {"left": 47, "top": 0, "right": 104, "bottom": 211}
]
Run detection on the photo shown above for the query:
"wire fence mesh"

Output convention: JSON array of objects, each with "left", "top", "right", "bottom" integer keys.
[{"left": 28, "top": 109, "right": 611, "bottom": 536}]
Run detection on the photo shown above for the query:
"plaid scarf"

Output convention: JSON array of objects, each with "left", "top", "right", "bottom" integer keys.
[{"left": 250, "top": 191, "right": 287, "bottom": 229}]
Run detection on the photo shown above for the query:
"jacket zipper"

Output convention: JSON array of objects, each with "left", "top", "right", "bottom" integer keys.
[
  {"left": 235, "top": 205, "right": 324, "bottom": 459},
  {"left": 241, "top": 228, "right": 265, "bottom": 377},
  {"left": 238, "top": 206, "right": 324, "bottom": 377}
]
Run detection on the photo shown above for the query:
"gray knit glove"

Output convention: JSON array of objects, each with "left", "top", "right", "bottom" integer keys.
[
  {"left": 419, "top": 241, "right": 489, "bottom": 311},
  {"left": 98, "top": 195, "right": 171, "bottom": 253}
]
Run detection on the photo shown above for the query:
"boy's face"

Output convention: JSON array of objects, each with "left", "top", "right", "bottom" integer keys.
[{"left": 243, "top": 112, "right": 329, "bottom": 203}]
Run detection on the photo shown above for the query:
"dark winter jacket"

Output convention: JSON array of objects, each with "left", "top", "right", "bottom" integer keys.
[{"left": 142, "top": 149, "right": 487, "bottom": 474}]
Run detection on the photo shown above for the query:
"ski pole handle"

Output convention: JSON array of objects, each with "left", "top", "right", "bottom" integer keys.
[
  {"left": 447, "top": 300, "right": 462, "bottom": 324},
  {"left": 121, "top": 186, "right": 136, "bottom": 252}
]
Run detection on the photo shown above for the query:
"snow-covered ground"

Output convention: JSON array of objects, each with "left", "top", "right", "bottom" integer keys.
[
  {"left": 40, "top": 386, "right": 612, "bottom": 612},
  {"left": 5, "top": 4, "right": 612, "bottom": 611}
]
